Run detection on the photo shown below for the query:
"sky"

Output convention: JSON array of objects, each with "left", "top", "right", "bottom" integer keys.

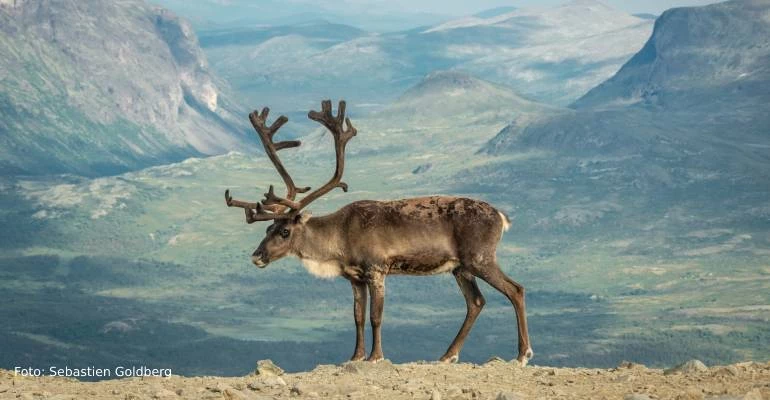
[
  {"left": 155, "top": 0, "right": 727, "bottom": 32},
  {"left": 327, "top": 0, "right": 723, "bottom": 16}
]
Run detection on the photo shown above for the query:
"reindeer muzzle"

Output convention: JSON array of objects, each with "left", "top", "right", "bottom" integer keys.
[{"left": 252, "top": 251, "right": 268, "bottom": 268}]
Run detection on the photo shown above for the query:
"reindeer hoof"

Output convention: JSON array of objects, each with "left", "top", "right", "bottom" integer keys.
[
  {"left": 350, "top": 354, "right": 365, "bottom": 362},
  {"left": 439, "top": 354, "right": 459, "bottom": 364},
  {"left": 366, "top": 355, "right": 384, "bottom": 363},
  {"left": 516, "top": 348, "right": 534, "bottom": 367}
]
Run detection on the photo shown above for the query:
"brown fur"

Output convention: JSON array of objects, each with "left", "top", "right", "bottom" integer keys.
[{"left": 251, "top": 196, "right": 533, "bottom": 364}]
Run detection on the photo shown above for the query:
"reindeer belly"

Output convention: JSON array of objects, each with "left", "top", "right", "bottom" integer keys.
[{"left": 386, "top": 252, "right": 461, "bottom": 276}]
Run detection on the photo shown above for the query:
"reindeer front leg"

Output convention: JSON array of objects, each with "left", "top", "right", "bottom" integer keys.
[
  {"left": 350, "top": 280, "right": 367, "bottom": 361},
  {"left": 366, "top": 271, "right": 386, "bottom": 362}
]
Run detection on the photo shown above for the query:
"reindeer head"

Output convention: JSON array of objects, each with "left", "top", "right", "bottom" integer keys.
[
  {"left": 251, "top": 212, "right": 312, "bottom": 267},
  {"left": 225, "top": 100, "right": 356, "bottom": 268}
]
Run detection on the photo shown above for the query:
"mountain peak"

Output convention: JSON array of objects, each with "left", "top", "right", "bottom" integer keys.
[
  {"left": 559, "top": 0, "right": 613, "bottom": 9},
  {"left": 382, "top": 70, "right": 554, "bottom": 125},
  {"left": 410, "top": 70, "right": 485, "bottom": 94},
  {"left": 473, "top": 6, "right": 517, "bottom": 19}
]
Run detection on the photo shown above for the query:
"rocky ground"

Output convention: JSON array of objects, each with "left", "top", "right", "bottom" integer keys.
[{"left": 1, "top": 359, "right": 769, "bottom": 400}]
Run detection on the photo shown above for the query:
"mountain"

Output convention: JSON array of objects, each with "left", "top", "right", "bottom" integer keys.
[
  {"left": 485, "top": 0, "right": 770, "bottom": 159},
  {"left": 195, "top": 0, "right": 653, "bottom": 119},
  {"left": 0, "top": 0, "right": 252, "bottom": 176},
  {"left": 152, "top": 0, "right": 452, "bottom": 33},
  {"left": 474, "top": 0, "right": 770, "bottom": 254},
  {"left": 381, "top": 71, "right": 557, "bottom": 125},
  {"left": 198, "top": 20, "right": 367, "bottom": 48},
  {"left": 425, "top": 0, "right": 654, "bottom": 105},
  {"left": 2, "top": 0, "right": 769, "bottom": 380},
  {"left": 633, "top": 13, "right": 657, "bottom": 20},
  {"left": 474, "top": 6, "right": 517, "bottom": 18},
  {"left": 573, "top": 0, "right": 770, "bottom": 111}
]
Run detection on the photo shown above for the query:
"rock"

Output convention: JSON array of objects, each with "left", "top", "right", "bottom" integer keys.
[
  {"left": 255, "top": 359, "right": 284, "bottom": 376},
  {"left": 262, "top": 376, "right": 287, "bottom": 388},
  {"left": 496, "top": 392, "right": 526, "bottom": 400},
  {"left": 486, "top": 356, "right": 506, "bottom": 364},
  {"left": 153, "top": 389, "right": 179, "bottom": 399},
  {"left": 665, "top": 360, "right": 709, "bottom": 375},
  {"left": 342, "top": 359, "right": 395, "bottom": 374},
  {"left": 223, "top": 388, "right": 253, "bottom": 400},
  {"left": 397, "top": 382, "right": 423, "bottom": 394},
  {"left": 291, "top": 383, "right": 333, "bottom": 397},
  {"left": 445, "top": 386, "right": 464, "bottom": 399},
  {"left": 430, "top": 389, "right": 442, "bottom": 400},
  {"left": 675, "top": 388, "right": 704, "bottom": 400},
  {"left": 533, "top": 368, "right": 557, "bottom": 376},
  {"left": 624, "top": 395, "right": 654, "bottom": 400},
  {"left": 206, "top": 383, "right": 227, "bottom": 393},
  {"left": 618, "top": 361, "right": 647, "bottom": 370},
  {"left": 712, "top": 366, "right": 739, "bottom": 377},
  {"left": 612, "top": 374, "right": 635, "bottom": 383},
  {"left": 742, "top": 389, "right": 764, "bottom": 400}
]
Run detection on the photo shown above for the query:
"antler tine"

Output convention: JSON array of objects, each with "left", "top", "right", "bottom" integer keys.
[
  {"left": 247, "top": 108, "right": 311, "bottom": 214},
  {"left": 262, "top": 185, "right": 302, "bottom": 210},
  {"left": 292, "top": 99, "right": 357, "bottom": 212},
  {"left": 223, "top": 189, "right": 291, "bottom": 223}
]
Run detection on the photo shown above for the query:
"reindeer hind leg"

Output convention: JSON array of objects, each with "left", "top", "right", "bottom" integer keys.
[
  {"left": 473, "top": 262, "right": 533, "bottom": 366},
  {"left": 439, "top": 268, "right": 485, "bottom": 363}
]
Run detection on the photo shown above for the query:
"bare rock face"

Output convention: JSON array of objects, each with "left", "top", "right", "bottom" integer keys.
[{"left": 0, "top": 0, "right": 251, "bottom": 176}]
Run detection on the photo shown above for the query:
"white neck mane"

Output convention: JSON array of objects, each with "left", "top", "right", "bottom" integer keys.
[{"left": 299, "top": 257, "right": 342, "bottom": 279}]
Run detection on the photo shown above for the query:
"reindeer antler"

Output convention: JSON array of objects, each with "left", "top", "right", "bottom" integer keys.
[
  {"left": 225, "top": 100, "right": 356, "bottom": 223},
  {"left": 294, "top": 100, "right": 356, "bottom": 209}
]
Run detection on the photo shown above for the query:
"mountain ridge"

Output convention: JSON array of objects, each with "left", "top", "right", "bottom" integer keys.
[
  {"left": 0, "top": 0, "right": 253, "bottom": 176},
  {"left": 484, "top": 0, "right": 770, "bottom": 159}
]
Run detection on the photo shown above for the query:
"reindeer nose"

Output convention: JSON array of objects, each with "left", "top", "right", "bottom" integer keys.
[{"left": 252, "top": 251, "right": 267, "bottom": 267}]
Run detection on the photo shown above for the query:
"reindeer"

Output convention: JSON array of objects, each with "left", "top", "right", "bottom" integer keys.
[{"left": 225, "top": 100, "right": 533, "bottom": 365}]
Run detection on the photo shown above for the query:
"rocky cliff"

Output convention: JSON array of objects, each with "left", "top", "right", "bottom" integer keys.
[{"left": 0, "top": 0, "right": 252, "bottom": 176}]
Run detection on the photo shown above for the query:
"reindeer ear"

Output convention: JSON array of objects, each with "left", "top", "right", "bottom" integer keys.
[{"left": 294, "top": 211, "right": 312, "bottom": 224}]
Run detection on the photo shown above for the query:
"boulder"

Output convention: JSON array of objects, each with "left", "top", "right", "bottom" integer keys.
[
  {"left": 255, "top": 360, "right": 284, "bottom": 377},
  {"left": 625, "top": 395, "right": 653, "bottom": 400},
  {"left": 496, "top": 392, "right": 526, "bottom": 400}
]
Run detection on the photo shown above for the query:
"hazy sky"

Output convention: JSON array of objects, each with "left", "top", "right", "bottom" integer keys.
[
  {"left": 326, "top": 0, "right": 723, "bottom": 15},
  {"left": 156, "top": 0, "right": 728, "bottom": 32}
]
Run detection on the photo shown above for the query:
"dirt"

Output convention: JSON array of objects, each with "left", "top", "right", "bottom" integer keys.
[{"left": 1, "top": 359, "right": 769, "bottom": 400}]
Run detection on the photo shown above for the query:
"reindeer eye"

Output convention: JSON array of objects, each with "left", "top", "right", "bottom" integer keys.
[{"left": 280, "top": 229, "right": 290, "bottom": 238}]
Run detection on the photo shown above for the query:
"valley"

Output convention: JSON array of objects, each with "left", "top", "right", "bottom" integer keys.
[{"left": 0, "top": 0, "right": 769, "bottom": 379}]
